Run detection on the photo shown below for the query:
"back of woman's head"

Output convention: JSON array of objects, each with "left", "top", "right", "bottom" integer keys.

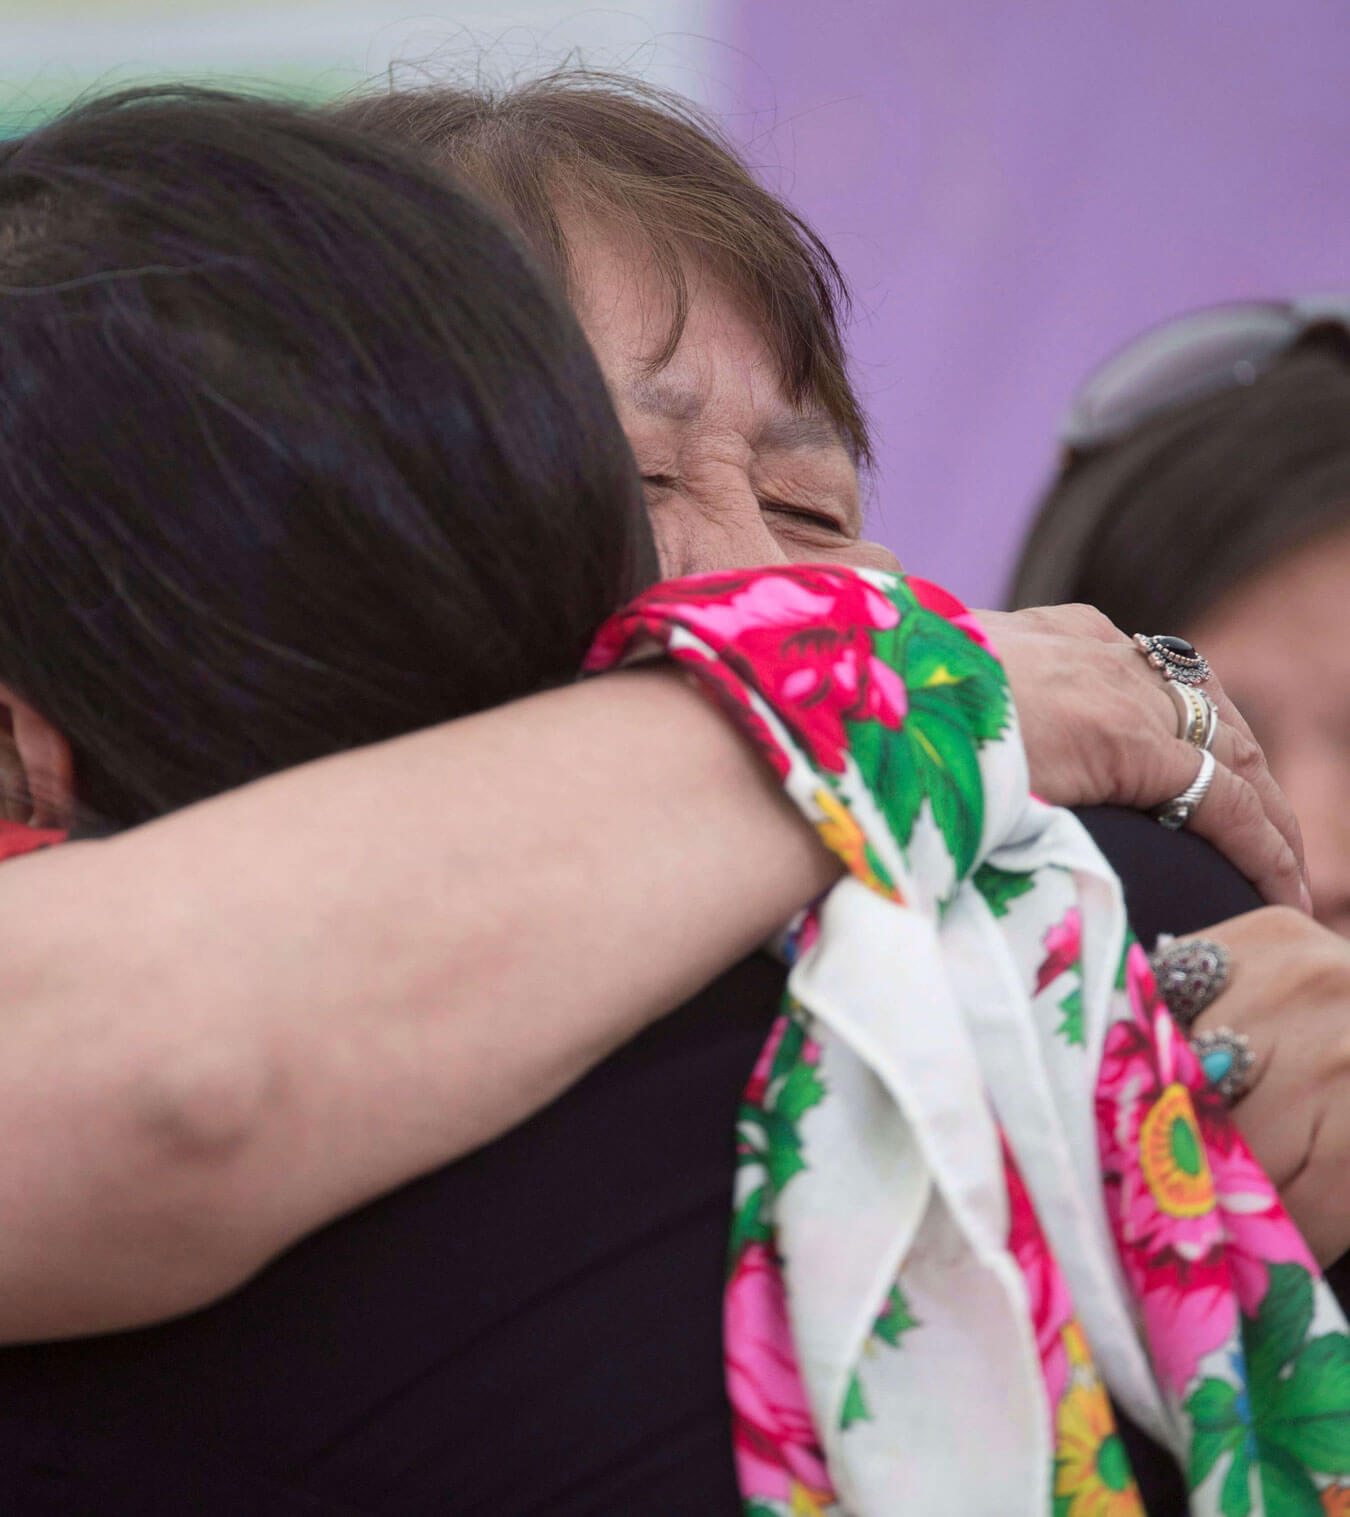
[
  {"left": 0, "top": 86, "right": 652, "bottom": 828},
  {"left": 1008, "top": 332, "right": 1350, "bottom": 628}
]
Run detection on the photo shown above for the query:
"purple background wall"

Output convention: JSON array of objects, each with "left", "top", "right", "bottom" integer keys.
[{"left": 731, "top": 0, "right": 1350, "bottom": 608}]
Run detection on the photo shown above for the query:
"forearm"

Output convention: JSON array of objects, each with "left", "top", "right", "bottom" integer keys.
[{"left": 0, "top": 668, "right": 836, "bottom": 1338}]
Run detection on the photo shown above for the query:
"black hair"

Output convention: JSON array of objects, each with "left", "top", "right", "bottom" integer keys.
[
  {"left": 1008, "top": 331, "right": 1350, "bottom": 631},
  {"left": 0, "top": 86, "right": 655, "bottom": 827}
]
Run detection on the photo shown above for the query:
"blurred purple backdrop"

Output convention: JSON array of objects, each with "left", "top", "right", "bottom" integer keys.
[{"left": 732, "top": 0, "right": 1350, "bottom": 607}]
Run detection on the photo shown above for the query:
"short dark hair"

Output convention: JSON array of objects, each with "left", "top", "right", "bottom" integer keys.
[
  {"left": 332, "top": 69, "right": 872, "bottom": 465},
  {"left": 1008, "top": 332, "right": 1350, "bottom": 630},
  {"left": 0, "top": 86, "right": 653, "bottom": 827}
]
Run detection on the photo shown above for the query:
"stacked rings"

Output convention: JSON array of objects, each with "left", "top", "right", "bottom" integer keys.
[
  {"left": 1168, "top": 682, "right": 1219, "bottom": 751},
  {"left": 1134, "top": 632, "right": 1212, "bottom": 686},
  {"left": 1150, "top": 936, "right": 1255, "bottom": 1104}
]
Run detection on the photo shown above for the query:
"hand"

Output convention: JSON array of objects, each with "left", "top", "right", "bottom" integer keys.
[
  {"left": 975, "top": 604, "right": 1309, "bottom": 913},
  {"left": 1184, "top": 906, "right": 1350, "bottom": 1266}
]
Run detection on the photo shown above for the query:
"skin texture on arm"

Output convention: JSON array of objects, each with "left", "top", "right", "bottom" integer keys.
[{"left": 0, "top": 666, "right": 840, "bottom": 1341}]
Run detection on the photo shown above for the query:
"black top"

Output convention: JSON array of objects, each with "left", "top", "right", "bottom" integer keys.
[{"left": 0, "top": 808, "right": 1339, "bottom": 1516}]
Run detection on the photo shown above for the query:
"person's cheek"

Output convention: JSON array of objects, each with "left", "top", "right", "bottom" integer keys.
[{"left": 836, "top": 537, "right": 903, "bottom": 573}]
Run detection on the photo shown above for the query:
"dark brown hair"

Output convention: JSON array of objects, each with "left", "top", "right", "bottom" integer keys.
[
  {"left": 1008, "top": 333, "right": 1350, "bottom": 630},
  {"left": 0, "top": 86, "right": 651, "bottom": 827},
  {"left": 332, "top": 69, "right": 871, "bottom": 465}
]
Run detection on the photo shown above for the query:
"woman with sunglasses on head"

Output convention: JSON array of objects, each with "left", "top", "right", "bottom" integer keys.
[
  {"left": 1012, "top": 296, "right": 1350, "bottom": 1271},
  {"left": 1015, "top": 299, "right": 1350, "bottom": 936}
]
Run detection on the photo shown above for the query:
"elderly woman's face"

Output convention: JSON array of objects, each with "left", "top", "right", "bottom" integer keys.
[
  {"left": 571, "top": 222, "right": 900, "bottom": 579},
  {"left": 1190, "top": 522, "right": 1350, "bottom": 937}
]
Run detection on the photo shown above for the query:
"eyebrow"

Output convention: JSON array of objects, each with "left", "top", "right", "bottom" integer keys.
[
  {"left": 628, "top": 376, "right": 704, "bottom": 423},
  {"left": 754, "top": 413, "right": 845, "bottom": 453},
  {"left": 627, "top": 376, "right": 845, "bottom": 454}
]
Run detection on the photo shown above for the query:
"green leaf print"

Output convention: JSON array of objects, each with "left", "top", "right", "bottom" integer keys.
[
  {"left": 1056, "top": 985, "right": 1084, "bottom": 1046},
  {"left": 757, "top": 1109, "right": 808, "bottom": 1192},
  {"left": 1186, "top": 1263, "right": 1350, "bottom": 1509},
  {"left": 744, "top": 1502, "right": 781, "bottom": 1517},
  {"left": 889, "top": 608, "right": 1010, "bottom": 745},
  {"left": 839, "top": 1371, "right": 870, "bottom": 1430},
  {"left": 1219, "top": 1444, "right": 1253, "bottom": 1517},
  {"left": 727, "top": 1183, "right": 772, "bottom": 1271},
  {"left": 840, "top": 1286, "right": 916, "bottom": 1434},
  {"left": 1186, "top": 1378, "right": 1246, "bottom": 1490},
  {"left": 872, "top": 1284, "right": 916, "bottom": 1347},
  {"left": 1252, "top": 1444, "right": 1324, "bottom": 1516},
  {"left": 1248, "top": 1263, "right": 1315, "bottom": 1391},
  {"left": 769, "top": 1014, "right": 808, "bottom": 1089},
  {"left": 1264, "top": 1334, "right": 1350, "bottom": 1472},
  {"left": 973, "top": 862, "right": 1036, "bottom": 918},
  {"left": 776, "top": 1059, "right": 826, "bottom": 1122},
  {"left": 1115, "top": 941, "right": 1132, "bottom": 991},
  {"left": 845, "top": 605, "right": 1010, "bottom": 881}
]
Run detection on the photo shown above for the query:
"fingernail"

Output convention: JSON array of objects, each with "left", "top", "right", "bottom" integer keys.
[{"left": 1300, "top": 881, "right": 1315, "bottom": 915}]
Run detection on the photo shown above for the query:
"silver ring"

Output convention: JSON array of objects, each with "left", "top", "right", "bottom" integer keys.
[
  {"left": 1166, "top": 683, "right": 1219, "bottom": 751},
  {"left": 1153, "top": 748, "right": 1216, "bottom": 831},
  {"left": 1190, "top": 1026, "right": 1255, "bottom": 1103},
  {"left": 1150, "top": 937, "right": 1231, "bottom": 1030},
  {"left": 1134, "top": 632, "right": 1212, "bottom": 687}
]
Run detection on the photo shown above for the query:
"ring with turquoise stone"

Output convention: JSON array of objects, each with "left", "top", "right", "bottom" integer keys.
[{"left": 1189, "top": 1026, "right": 1255, "bottom": 1103}]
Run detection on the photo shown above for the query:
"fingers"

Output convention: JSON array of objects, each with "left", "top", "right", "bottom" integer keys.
[
  {"left": 985, "top": 603, "right": 1310, "bottom": 908},
  {"left": 1205, "top": 675, "right": 1308, "bottom": 884},
  {"left": 1278, "top": 1152, "right": 1350, "bottom": 1267},
  {"left": 1181, "top": 908, "right": 1350, "bottom": 1263},
  {"left": 1175, "top": 746, "right": 1307, "bottom": 911}
]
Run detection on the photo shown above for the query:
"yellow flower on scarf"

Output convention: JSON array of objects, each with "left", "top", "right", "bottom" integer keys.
[
  {"left": 811, "top": 788, "right": 902, "bottom": 902},
  {"left": 1054, "top": 1379, "right": 1145, "bottom": 1517},
  {"left": 790, "top": 1481, "right": 834, "bottom": 1516},
  {"left": 1138, "top": 1082, "right": 1215, "bottom": 1219}
]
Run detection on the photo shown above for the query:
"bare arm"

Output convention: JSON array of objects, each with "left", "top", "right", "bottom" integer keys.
[{"left": 0, "top": 667, "right": 838, "bottom": 1340}]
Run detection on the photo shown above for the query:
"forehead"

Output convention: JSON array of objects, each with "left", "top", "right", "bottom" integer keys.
[{"left": 567, "top": 216, "right": 844, "bottom": 447}]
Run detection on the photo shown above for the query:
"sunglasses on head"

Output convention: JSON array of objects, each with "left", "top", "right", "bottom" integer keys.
[{"left": 1060, "top": 296, "right": 1350, "bottom": 454}]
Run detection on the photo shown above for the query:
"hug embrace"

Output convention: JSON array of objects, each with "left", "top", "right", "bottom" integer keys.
[{"left": 0, "top": 75, "right": 1345, "bottom": 1516}]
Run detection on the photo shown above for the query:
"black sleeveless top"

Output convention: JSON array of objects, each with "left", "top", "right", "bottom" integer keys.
[{"left": 0, "top": 809, "right": 1339, "bottom": 1515}]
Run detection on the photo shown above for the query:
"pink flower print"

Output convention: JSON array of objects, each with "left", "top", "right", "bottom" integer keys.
[
  {"left": 744, "top": 1017, "right": 790, "bottom": 1110},
  {"left": 587, "top": 567, "right": 908, "bottom": 773},
  {"left": 743, "top": 1012, "right": 823, "bottom": 1112},
  {"left": 1005, "top": 1142, "right": 1076, "bottom": 1419},
  {"left": 1097, "top": 944, "right": 1233, "bottom": 1393},
  {"left": 725, "top": 1242, "right": 835, "bottom": 1506},
  {"left": 1176, "top": 1056, "right": 1318, "bottom": 1317},
  {"left": 1035, "top": 907, "right": 1082, "bottom": 994},
  {"left": 907, "top": 576, "right": 999, "bottom": 656}
]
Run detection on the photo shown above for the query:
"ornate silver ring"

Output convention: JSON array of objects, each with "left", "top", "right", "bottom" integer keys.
[
  {"left": 1149, "top": 937, "right": 1231, "bottom": 1030},
  {"left": 1153, "top": 749, "right": 1216, "bottom": 831},
  {"left": 1135, "top": 632, "right": 1212, "bottom": 687},
  {"left": 1190, "top": 1026, "right": 1255, "bottom": 1104}
]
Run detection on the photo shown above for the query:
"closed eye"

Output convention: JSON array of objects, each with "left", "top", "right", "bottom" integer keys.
[{"left": 762, "top": 501, "right": 852, "bottom": 534}]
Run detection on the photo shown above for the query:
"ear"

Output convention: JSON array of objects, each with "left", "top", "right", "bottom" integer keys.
[{"left": 0, "top": 685, "right": 75, "bottom": 829}]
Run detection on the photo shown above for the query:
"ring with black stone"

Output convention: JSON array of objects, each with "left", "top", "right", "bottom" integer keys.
[
  {"left": 1190, "top": 1026, "right": 1256, "bottom": 1104},
  {"left": 1134, "top": 632, "right": 1212, "bottom": 687},
  {"left": 1149, "top": 937, "right": 1231, "bottom": 1030}
]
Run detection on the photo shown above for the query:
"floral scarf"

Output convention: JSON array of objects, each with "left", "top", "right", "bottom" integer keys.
[{"left": 587, "top": 565, "right": 1350, "bottom": 1517}]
